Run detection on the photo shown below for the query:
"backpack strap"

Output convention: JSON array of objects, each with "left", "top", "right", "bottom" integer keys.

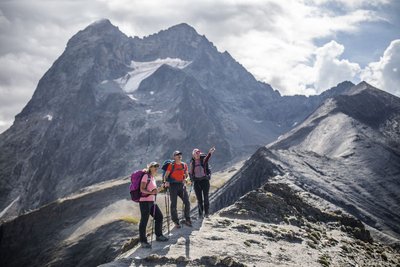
[
  {"left": 169, "top": 161, "right": 185, "bottom": 175},
  {"left": 141, "top": 173, "right": 152, "bottom": 194},
  {"left": 190, "top": 158, "right": 195, "bottom": 177},
  {"left": 191, "top": 157, "right": 208, "bottom": 178},
  {"left": 170, "top": 161, "right": 175, "bottom": 175},
  {"left": 166, "top": 161, "right": 176, "bottom": 181},
  {"left": 145, "top": 174, "right": 151, "bottom": 188},
  {"left": 168, "top": 162, "right": 186, "bottom": 182}
]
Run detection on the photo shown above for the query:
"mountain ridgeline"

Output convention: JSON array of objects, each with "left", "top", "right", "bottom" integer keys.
[
  {"left": 0, "top": 19, "right": 355, "bottom": 216},
  {"left": 210, "top": 82, "right": 400, "bottom": 243}
]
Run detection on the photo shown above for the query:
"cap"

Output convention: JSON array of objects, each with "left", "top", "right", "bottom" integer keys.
[
  {"left": 173, "top": 151, "right": 182, "bottom": 157},
  {"left": 192, "top": 148, "right": 201, "bottom": 155},
  {"left": 147, "top": 161, "right": 160, "bottom": 168}
]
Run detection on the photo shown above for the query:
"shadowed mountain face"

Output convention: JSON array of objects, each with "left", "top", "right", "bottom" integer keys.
[
  {"left": 0, "top": 177, "right": 138, "bottom": 267},
  {"left": 0, "top": 19, "right": 354, "bottom": 217},
  {"left": 210, "top": 82, "right": 400, "bottom": 242}
]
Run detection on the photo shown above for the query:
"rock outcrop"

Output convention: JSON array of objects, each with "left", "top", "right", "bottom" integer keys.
[{"left": 101, "top": 181, "right": 399, "bottom": 267}]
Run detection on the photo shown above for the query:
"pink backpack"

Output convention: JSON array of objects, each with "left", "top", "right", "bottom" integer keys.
[{"left": 129, "top": 170, "right": 150, "bottom": 202}]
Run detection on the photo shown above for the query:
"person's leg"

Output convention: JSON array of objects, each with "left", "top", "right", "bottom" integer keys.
[
  {"left": 169, "top": 184, "right": 179, "bottom": 224},
  {"left": 178, "top": 184, "right": 191, "bottom": 222},
  {"left": 202, "top": 179, "right": 211, "bottom": 216},
  {"left": 139, "top": 202, "right": 150, "bottom": 243},
  {"left": 176, "top": 183, "right": 184, "bottom": 219},
  {"left": 150, "top": 203, "right": 164, "bottom": 237},
  {"left": 194, "top": 181, "right": 204, "bottom": 216}
]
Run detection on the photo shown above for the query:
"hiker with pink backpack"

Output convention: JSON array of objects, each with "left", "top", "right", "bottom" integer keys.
[{"left": 130, "top": 161, "right": 169, "bottom": 248}]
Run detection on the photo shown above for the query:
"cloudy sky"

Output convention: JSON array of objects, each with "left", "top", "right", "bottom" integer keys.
[{"left": 0, "top": 0, "right": 399, "bottom": 133}]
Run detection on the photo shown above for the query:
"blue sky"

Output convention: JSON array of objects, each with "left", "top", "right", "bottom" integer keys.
[
  {"left": 0, "top": 0, "right": 399, "bottom": 133},
  {"left": 314, "top": 1, "right": 400, "bottom": 66}
]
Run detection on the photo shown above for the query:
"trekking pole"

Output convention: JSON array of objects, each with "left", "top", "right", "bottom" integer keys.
[
  {"left": 181, "top": 182, "right": 187, "bottom": 224},
  {"left": 150, "top": 194, "right": 157, "bottom": 248},
  {"left": 188, "top": 182, "right": 194, "bottom": 219},
  {"left": 188, "top": 182, "right": 193, "bottom": 198},
  {"left": 181, "top": 181, "right": 192, "bottom": 224},
  {"left": 165, "top": 187, "right": 170, "bottom": 235}
]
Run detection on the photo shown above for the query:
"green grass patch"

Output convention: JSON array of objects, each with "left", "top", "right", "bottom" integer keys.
[
  {"left": 120, "top": 216, "right": 140, "bottom": 224},
  {"left": 307, "top": 241, "right": 317, "bottom": 249},
  {"left": 311, "top": 231, "right": 322, "bottom": 240},
  {"left": 244, "top": 240, "right": 251, "bottom": 247},
  {"left": 318, "top": 254, "right": 331, "bottom": 267},
  {"left": 210, "top": 179, "right": 226, "bottom": 191}
]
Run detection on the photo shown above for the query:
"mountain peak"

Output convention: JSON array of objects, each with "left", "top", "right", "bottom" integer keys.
[
  {"left": 166, "top": 23, "right": 199, "bottom": 35},
  {"left": 154, "top": 22, "right": 202, "bottom": 43},
  {"left": 82, "top": 18, "right": 120, "bottom": 34},
  {"left": 137, "top": 22, "right": 208, "bottom": 61},
  {"left": 346, "top": 81, "right": 376, "bottom": 96},
  {"left": 67, "top": 19, "right": 126, "bottom": 48},
  {"left": 88, "top": 18, "right": 112, "bottom": 27},
  {"left": 318, "top": 81, "right": 355, "bottom": 99}
]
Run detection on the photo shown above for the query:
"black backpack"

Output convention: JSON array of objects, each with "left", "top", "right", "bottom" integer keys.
[{"left": 191, "top": 154, "right": 211, "bottom": 179}]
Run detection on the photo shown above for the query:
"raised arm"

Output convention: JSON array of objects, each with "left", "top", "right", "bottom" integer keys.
[{"left": 204, "top": 146, "right": 215, "bottom": 163}]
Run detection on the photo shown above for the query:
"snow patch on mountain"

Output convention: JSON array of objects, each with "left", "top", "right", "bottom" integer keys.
[
  {"left": 43, "top": 114, "right": 53, "bottom": 121},
  {"left": 145, "top": 109, "right": 163, "bottom": 115},
  {"left": 127, "top": 94, "right": 138, "bottom": 101},
  {"left": 115, "top": 58, "right": 191, "bottom": 93},
  {"left": 0, "top": 196, "right": 20, "bottom": 218}
]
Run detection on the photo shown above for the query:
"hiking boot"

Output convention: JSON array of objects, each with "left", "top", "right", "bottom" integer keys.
[
  {"left": 156, "top": 235, "right": 169, "bottom": 242},
  {"left": 183, "top": 220, "right": 193, "bottom": 227},
  {"left": 204, "top": 213, "right": 210, "bottom": 218},
  {"left": 174, "top": 222, "right": 181, "bottom": 228},
  {"left": 141, "top": 242, "right": 152, "bottom": 248}
]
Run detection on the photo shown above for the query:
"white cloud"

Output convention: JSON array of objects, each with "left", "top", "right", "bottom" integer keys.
[
  {"left": 310, "top": 0, "right": 391, "bottom": 9},
  {"left": 313, "top": 41, "right": 361, "bottom": 93},
  {"left": 266, "top": 40, "right": 362, "bottom": 96},
  {"left": 0, "top": 52, "right": 52, "bottom": 133},
  {"left": 361, "top": 39, "right": 400, "bottom": 96}
]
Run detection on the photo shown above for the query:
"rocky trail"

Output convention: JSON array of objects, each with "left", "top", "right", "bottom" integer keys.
[{"left": 100, "top": 182, "right": 400, "bottom": 267}]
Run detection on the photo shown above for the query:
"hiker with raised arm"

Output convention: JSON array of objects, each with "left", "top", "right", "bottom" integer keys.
[
  {"left": 190, "top": 146, "right": 215, "bottom": 218},
  {"left": 163, "top": 151, "right": 192, "bottom": 228},
  {"left": 138, "top": 162, "right": 168, "bottom": 248}
]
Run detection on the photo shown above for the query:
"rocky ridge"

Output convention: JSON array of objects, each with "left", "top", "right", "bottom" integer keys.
[
  {"left": 269, "top": 82, "right": 400, "bottom": 241},
  {"left": 101, "top": 181, "right": 399, "bottom": 267}
]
